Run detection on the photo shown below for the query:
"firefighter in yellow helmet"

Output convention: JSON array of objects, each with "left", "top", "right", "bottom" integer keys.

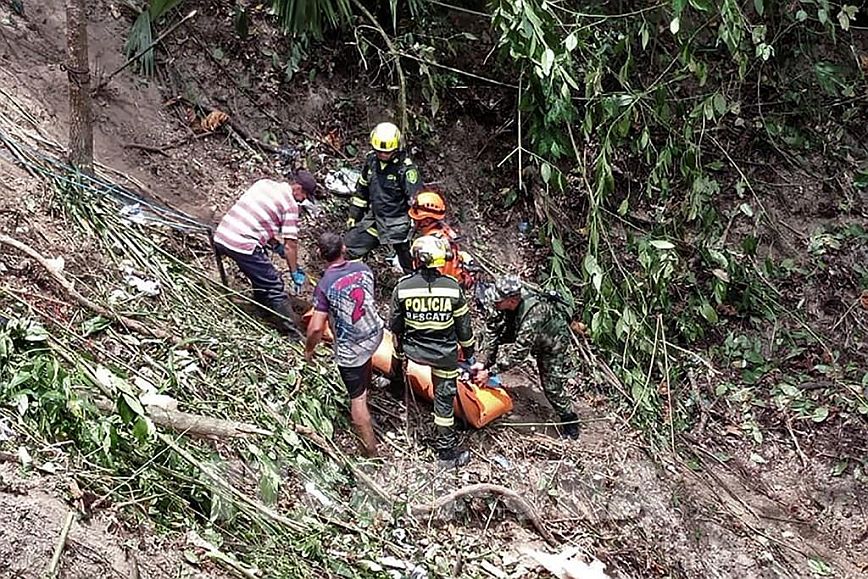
[
  {"left": 390, "top": 235, "right": 475, "bottom": 468},
  {"left": 409, "top": 189, "right": 476, "bottom": 289},
  {"left": 345, "top": 122, "right": 423, "bottom": 273}
]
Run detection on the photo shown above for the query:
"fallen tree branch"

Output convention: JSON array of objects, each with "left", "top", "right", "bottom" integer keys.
[
  {"left": 0, "top": 233, "right": 216, "bottom": 360},
  {"left": 46, "top": 511, "right": 76, "bottom": 579},
  {"left": 411, "top": 483, "right": 557, "bottom": 546},
  {"left": 93, "top": 399, "right": 274, "bottom": 439},
  {"left": 168, "top": 96, "right": 281, "bottom": 155}
]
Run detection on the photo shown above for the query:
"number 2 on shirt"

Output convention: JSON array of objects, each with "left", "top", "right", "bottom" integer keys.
[{"left": 349, "top": 286, "right": 366, "bottom": 323}]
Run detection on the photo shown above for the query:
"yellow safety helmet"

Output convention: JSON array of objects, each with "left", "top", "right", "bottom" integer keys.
[
  {"left": 411, "top": 235, "right": 451, "bottom": 269},
  {"left": 370, "top": 122, "right": 401, "bottom": 152}
]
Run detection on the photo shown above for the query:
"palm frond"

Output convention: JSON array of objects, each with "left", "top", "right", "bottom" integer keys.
[
  {"left": 272, "top": 0, "right": 352, "bottom": 38},
  {"left": 123, "top": 0, "right": 185, "bottom": 77}
]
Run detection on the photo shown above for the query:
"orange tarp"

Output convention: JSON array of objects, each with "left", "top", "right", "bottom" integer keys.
[{"left": 302, "top": 309, "right": 512, "bottom": 428}]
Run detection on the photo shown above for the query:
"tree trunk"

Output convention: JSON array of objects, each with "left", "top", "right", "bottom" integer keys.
[{"left": 66, "top": 0, "right": 93, "bottom": 173}]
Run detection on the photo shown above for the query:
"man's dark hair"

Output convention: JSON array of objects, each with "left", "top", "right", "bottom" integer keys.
[{"left": 318, "top": 231, "right": 344, "bottom": 262}]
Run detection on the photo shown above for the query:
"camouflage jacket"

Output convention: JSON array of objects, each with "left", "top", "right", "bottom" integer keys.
[{"left": 482, "top": 290, "right": 571, "bottom": 372}]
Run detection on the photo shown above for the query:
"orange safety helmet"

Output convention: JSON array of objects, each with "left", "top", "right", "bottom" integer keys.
[{"left": 409, "top": 190, "right": 447, "bottom": 221}]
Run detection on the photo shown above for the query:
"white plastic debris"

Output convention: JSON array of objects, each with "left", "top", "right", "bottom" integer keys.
[
  {"left": 44, "top": 256, "right": 65, "bottom": 274},
  {"left": 17, "top": 446, "right": 32, "bottom": 467},
  {"left": 377, "top": 557, "right": 428, "bottom": 579},
  {"left": 119, "top": 203, "right": 147, "bottom": 225},
  {"left": 299, "top": 198, "right": 323, "bottom": 217},
  {"left": 304, "top": 481, "right": 333, "bottom": 507},
  {"left": 520, "top": 546, "right": 610, "bottom": 579},
  {"left": 388, "top": 254, "right": 403, "bottom": 273},
  {"left": 121, "top": 262, "right": 161, "bottom": 297},
  {"left": 324, "top": 167, "right": 361, "bottom": 197},
  {"left": 0, "top": 418, "right": 16, "bottom": 442},
  {"left": 491, "top": 453, "right": 513, "bottom": 470}
]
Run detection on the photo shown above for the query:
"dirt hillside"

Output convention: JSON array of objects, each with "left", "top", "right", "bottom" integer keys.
[{"left": 1, "top": 1, "right": 866, "bottom": 578}]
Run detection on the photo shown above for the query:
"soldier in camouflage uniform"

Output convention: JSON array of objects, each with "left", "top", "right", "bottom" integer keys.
[{"left": 472, "top": 275, "right": 579, "bottom": 438}]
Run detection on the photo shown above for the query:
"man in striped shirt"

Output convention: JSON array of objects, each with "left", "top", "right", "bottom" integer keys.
[{"left": 213, "top": 171, "right": 317, "bottom": 332}]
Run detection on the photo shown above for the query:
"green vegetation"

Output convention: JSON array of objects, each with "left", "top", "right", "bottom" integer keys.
[
  {"left": 119, "top": 0, "right": 867, "bottom": 441},
  {"left": 0, "top": 153, "right": 393, "bottom": 575}
]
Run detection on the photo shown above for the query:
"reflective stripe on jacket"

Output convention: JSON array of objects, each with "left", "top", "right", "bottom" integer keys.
[{"left": 390, "top": 269, "right": 474, "bottom": 369}]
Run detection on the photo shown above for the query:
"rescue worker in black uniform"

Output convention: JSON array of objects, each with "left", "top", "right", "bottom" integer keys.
[
  {"left": 345, "top": 122, "right": 423, "bottom": 273},
  {"left": 390, "top": 235, "right": 475, "bottom": 468}
]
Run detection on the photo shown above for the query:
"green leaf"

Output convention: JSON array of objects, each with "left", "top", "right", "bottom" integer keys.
[
  {"left": 700, "top": 302, "right": 719, "bottom": 323},
  {"left": 640, "top": 127, "right": 650, "bottom": 150},
  {"left": 618, "top": 198, "right": 629, "bottom": 215},
  {"left": 669, "top": 17, "right": 680, "bottom": 35},
  {"left": 541, "top": 162, "right": 552, "bottom": 184},
  {"left": 551, "top": 236, "right": 565, "bottom": 258},
  {"left": 738, "top": 203, "right": 754, "bottom": 217},
  {"left": 132, "top": 417, "right": 153, "bottom": 443},
  {"left": 713, "top": 93, "right": 727, "bottom": 116},
  {"left": 837, "top": 9, "right": 850, "bottom": 31},
  {"left": 754, "top": 0, "right": 764, "bottom": 16},
  {"left": 811, "top": 406, "right": 829, "bottom": 423},
  {"left": 808, "top": 558, "right": 833, "bottom": 576},
  {"left": 540, "top": 48, "right": 555, "bottom": 76},
  {"left": 818, "top": 9, "right": 828, "bottom": 25},
  {"left": 583, "top": 253, "right": 600, "bottom": 276},
  {"left": 82, "top": 316, "right": 111, "bottom": 337},
  {"left": 640, "top": 23, "right": 649, "bottom": 50},
  {"left": 650, "top": 239, "right": 675, "bottom": 250},
  {"left": 565, "top": 33, "right": 578, "bottom": 52},
  {"left": 796, "top": 9, "right": 807, "bottom": 21},
  {"left": 689, "top": 0, "right": 713, "bottom": 12},
  {"left": 25, "top": 323, "right": 48, "bottom": 342}
]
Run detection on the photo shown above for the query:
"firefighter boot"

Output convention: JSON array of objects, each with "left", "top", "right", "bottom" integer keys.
[{"left": 435, "top": 425, "right": 470, "bottom": 468}]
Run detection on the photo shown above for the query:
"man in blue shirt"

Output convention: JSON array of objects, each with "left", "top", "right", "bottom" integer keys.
[{"left": 305, "top": 232, "right": 384, "bottom": 456}]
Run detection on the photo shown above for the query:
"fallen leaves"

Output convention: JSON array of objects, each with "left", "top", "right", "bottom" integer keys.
[
  {"left": 200, "top": 110, "right": 229, "bottom": 132},
  {"left": 570, "top": 320, "right": 588, "bottom": 335},
  {"left": 322, "top": 128, "right": 343, "bottom": 151},
  {"left": 861, "top": 289, "right": 868, "bottom": 311}
]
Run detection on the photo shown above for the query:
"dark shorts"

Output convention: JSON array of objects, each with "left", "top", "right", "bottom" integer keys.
[{"left": 338, "top": 359, "right": 373, "bottom": 400}]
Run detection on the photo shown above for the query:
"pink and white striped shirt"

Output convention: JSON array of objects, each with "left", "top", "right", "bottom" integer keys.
[{"left": 213, "top": 179, "right": 299, "bottom": 254}]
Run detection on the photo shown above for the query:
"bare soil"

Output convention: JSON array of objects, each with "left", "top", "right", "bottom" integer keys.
[
  {"left": 1, "top": 1, "right": 866, "bottom": 578},
  {"left": 0, "top": 464, "right": 221, "bottom": 578}
]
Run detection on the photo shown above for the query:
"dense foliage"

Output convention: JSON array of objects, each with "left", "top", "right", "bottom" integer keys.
[{"left": 126, "top": 0, "right": 867, "bottom": 437}]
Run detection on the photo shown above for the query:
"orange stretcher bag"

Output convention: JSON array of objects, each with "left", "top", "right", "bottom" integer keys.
[{"left": 302, "top": 309, "right": 513, "bottom": 428}]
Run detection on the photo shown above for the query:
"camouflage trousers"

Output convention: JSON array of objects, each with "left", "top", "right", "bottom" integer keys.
[{"left": 535, "top": 349, "right": 574, "bottom": 417}]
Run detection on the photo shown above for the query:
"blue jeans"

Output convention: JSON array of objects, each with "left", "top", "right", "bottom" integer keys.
[{"left": 215, "top": 244, "right": 287, "bottom": 310}]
